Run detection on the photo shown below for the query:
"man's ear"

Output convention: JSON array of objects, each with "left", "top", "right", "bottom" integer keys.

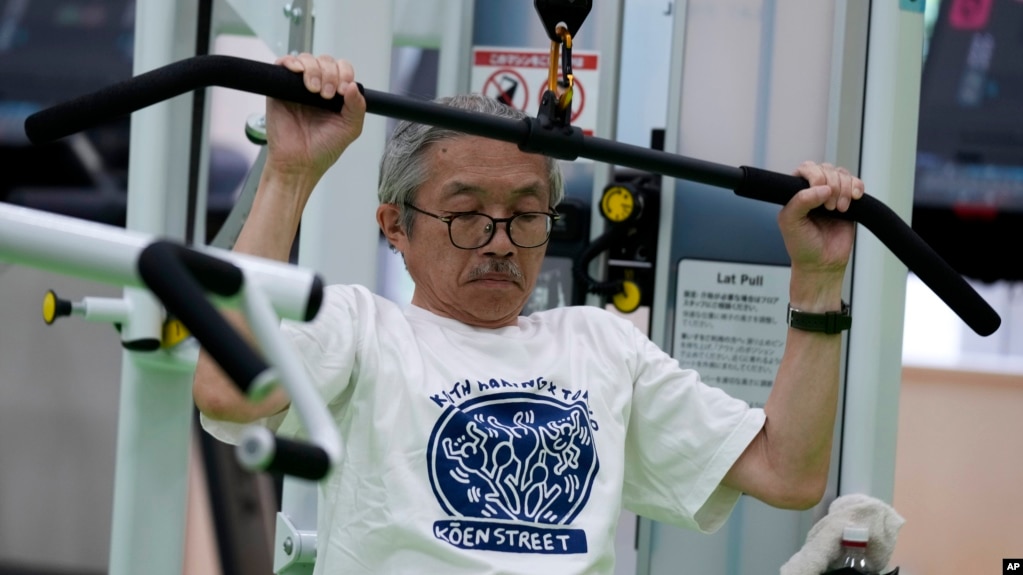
[{"left": 377, "top": 203, "right": 407, "bottom": 252}]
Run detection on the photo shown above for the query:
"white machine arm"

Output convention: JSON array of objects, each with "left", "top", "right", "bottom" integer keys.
[
  {"left": 236, "top": 272, "right": 343, "bottom": 478},
  {"left": 0, "top": 202, "right": 341, "bottom": 481},
  {"left": 0, "top": 202, "right": 320, "bottom": 322}
]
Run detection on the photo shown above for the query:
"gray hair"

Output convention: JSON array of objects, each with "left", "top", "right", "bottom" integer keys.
[{"left": 378, "top": 93, "right": 565, "bottom": 237}]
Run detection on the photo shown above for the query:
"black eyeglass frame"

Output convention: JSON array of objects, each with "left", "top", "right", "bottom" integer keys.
[{"left": 403, "top": 203, "right": 561, "bottom": 250}]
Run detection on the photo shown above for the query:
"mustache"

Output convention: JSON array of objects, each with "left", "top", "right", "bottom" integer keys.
[{"left": 468, "top": 259, "right": 524, "bottom": 281}]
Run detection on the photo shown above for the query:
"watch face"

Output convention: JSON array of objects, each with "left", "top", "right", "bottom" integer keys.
[{"left": 600, "top": 185, "right": 635, "bottom": 223}]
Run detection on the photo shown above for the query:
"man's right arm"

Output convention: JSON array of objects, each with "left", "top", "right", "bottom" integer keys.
[
  {"left": 191, "top": 168, "right": 312, "bottom": 423},
  {"left": 192, "top": 54, "right": 366, "bottom": 424}
]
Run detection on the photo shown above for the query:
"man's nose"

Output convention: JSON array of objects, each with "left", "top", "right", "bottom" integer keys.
[{"left": 483, "top": 222, "right": 516, "bottom": 256}]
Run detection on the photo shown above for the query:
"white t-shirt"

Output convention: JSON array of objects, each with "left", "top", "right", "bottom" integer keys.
[{"left": 202, "top": 284, "right": 765, "bottom": 575}]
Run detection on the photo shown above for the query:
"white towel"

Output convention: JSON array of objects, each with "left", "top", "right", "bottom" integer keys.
[{"left": 780, "top": 493, "right": 905, "bottom": 575}]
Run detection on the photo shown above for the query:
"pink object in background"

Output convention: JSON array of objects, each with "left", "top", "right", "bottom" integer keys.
[{"left": 949, "top": 0, "right": 993, "bottom": 30}]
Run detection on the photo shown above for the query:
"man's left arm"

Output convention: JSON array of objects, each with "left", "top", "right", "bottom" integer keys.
[{"left": 722, "top": 161, "right": 863, "bottom": 509}]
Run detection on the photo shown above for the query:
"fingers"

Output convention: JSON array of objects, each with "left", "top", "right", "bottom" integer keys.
[
  {"left": 275, "top": 53, "right": 355, "bottom": 100},
  {"left": 792, "top": 161, "right": 864, "bottom": 214},
  {"left": 836, "top": 166, "right": 862, "bottom": 212},
  {"left": 340, "top": 80, "right": 366, "bottom": 117},
  {"left": 277, "top": 54, "right": 304, "bottom": 73}
]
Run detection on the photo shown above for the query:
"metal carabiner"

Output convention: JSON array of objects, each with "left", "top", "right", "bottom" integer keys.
[
  {"left": 556, "top": 26, "right": 574, "bottom": 115},
  {"left": 544, "top": 26, "right": 575, "bottom": 126}
]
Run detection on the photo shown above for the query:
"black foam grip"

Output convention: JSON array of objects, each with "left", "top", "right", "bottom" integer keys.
[
  {"left": 176, "top": 247, "right": 244, "bottom": 296},
  {"left": 734, "top": 165, "right": 813, "bottom": 207},
  {"left": 305, "top": 274, "right": 325, "bottom": 322},
  {"left": 24, "top": 54, "right": 532, "bottom": 149},
  {"left": 736, "top": 166, "right": 1001, "bottom": 336},
  {"left": 138, "top": 241, "right": 269, "bottom": 392},
  {"left": 265, "top": 436, "right": 331, "bottom": 481},
  {"left": 24, "top": 55, "right": 346, "bottom": 144}
]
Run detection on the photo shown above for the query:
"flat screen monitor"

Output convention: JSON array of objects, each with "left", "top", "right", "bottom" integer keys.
[
  {"left": 0, "top": 0, "right": 135, "bottom": 206},
  {"left": 0, "top": 0, "right": 135, "bottom": 110},
  {"left": 912, "top": 0, "right": 1023, "bottom": 282}
]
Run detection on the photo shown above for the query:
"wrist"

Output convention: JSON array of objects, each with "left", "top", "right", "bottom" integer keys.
[
  {"left": 239, "top": 168, "right": 314, "bottom": 250},
  {"left": 787, "top": 300, "right": 851, "bottom": 334},
  {"left": 259, "top": 165, "right": 319, "bottom": 207},
  {"left": 788, "top": 267, "right": 845, "bottom": 312}
]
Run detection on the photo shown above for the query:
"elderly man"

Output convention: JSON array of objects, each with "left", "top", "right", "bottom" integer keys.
[{"left": 195, "top": 53, "right": 863, "bottom": 575}]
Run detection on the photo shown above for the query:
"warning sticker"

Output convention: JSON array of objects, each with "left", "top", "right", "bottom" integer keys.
[
  {"left": 672, "top": 259, "right": 792, "bottom": 409},
  {"left": 482, "top": 68, "right": 530, "bottom": 111},
  {"left": 470, "top": 46, "right": 601, "bottom": 136}
]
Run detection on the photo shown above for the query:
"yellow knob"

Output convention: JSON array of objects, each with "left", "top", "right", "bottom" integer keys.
[
  {"left": 600, "top": 185, "right": 636, "bottom": 223},
  {"left": 161, "top": 318, "right": 191, "bottom": 348},
  {"left": 42, "top": 290, "right": 72, "bottom": 325},
  {"left": 612, "top": 280, "right": 642, "bottom": 314}
]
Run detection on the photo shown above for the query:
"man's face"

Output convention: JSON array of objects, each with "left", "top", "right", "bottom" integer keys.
[{"left": 385, "top": 135, "right": 552, "bottom": 328}]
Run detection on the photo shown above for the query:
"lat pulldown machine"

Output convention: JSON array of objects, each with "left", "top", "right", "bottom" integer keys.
[{"left": 3, "top": 2, "right": 998, "bottom": 574}]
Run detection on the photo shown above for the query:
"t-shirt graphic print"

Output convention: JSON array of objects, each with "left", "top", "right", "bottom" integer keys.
[{"left": 428, "top": 383, "right": 599, "bottom": 556}]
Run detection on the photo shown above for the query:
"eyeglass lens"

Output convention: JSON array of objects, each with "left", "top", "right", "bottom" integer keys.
[{"left": 449, "top": 213, "right": 552, "bottom": 249}]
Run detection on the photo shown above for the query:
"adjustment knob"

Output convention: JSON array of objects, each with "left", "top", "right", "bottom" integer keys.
[
  {"left": 42, "top": 290, "right": 74, "bottom": 325},
  {"left": 600, "top": 184, "right": 642, "bottom": 224},
  {"left": 611, "top": 280, "right": 642, "bottom": 314}
]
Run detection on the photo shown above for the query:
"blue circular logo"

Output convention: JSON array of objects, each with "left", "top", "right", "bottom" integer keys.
[{"left": 427, "top": 392, "right": 599, "bottom": 525}]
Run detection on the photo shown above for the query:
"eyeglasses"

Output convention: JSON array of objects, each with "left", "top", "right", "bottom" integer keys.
[{"left": 404, "top": 203, "right": 561, "bottom": 250}]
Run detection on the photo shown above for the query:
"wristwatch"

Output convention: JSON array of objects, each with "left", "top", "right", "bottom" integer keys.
[{"left": 786, "top": 301, "right": 852, "bottom": 334}]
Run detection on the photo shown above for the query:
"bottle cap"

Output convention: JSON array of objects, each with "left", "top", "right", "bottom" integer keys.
[{"left": 842, "top": 526, "right": 869, "bottom": 543}]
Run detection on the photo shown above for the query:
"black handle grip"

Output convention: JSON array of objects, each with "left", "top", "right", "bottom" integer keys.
[
  {"left": 137, "top": 240, "right": 269, "bottom": 392},
  {"left": 263, "top": 436, "right": 332, "bottom": 481},
  {"left": 735, "top": 166, "right": 1001, "bottom": 336},
  {"left": 24, "top": 54, "right": 529, "bottom": 147},
  {"left": 238, "top": 426, "right": 332, "bottom": 481},
  {"left": 25, "top": 55, "right": 999, "bottom": 336},
  {"left": 24, "top": 55, "right": 344, "bottom": 144}
]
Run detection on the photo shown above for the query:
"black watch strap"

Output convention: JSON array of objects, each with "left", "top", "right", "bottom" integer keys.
[{"left": 787, "top": 301, "right": 851, "bottom": 334}]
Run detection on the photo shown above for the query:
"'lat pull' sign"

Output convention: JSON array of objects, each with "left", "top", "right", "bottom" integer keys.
[{"left": 533, "top": 0, "right": 593, "bottom": 41}]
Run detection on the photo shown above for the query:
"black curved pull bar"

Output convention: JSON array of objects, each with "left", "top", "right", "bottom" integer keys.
[
  {"left": 137, "top": 240, "right": 268, "bottom": 393},
  {"left": 26, "top": 55, "right": 1000, "bottom": 336},
  {"left": 137, "top": 241, "right": 331, "bottom": 481}
]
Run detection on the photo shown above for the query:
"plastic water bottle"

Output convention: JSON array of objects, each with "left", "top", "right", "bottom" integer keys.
[{"left": 826, "top": 526, "right": 878, "bottom": 574}]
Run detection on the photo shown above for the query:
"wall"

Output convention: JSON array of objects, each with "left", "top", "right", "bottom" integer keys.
[
  {"left": 891, "top": 273, "right": 1023, "bottom": 574},
  {"left": 892, "top": 365, "right": 1023, "bottom": 575},
  {"left": 0, "top": 267, "right": 120, "bottom": 572}
]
